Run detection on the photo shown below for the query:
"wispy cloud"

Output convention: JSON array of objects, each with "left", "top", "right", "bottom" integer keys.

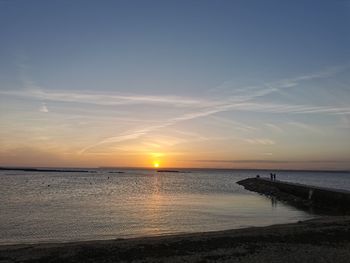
[
  {"left": 222, "top": 102, "right": 350, "bottom": 115},
  {"left": 265, "top": 123, "right": 284, "bottom": 133},
  {"left": 1, "top": 88, "right": 203, "bottom": 107},
  {"left": 78, "top": 129, "right": 150, "bottom": 154},
  {"left": 269, "top": 66, "right": 345, "bottom": 89},
  {"left": 287, "top": 121, "right": 321, "bottom": 133},
  {"left": 338, "top": 115, "right": 350, "bottom": 129},
  {"left": 194, "top": 159, "right": 350, "bottom": 164},
  {"left": 8, "top": 63, "right": 349, "bottom": 155},
  {"left": 244, "top": 138, "right": 275, "bottom": 145},
  {"left": 13, "top": 61, "right": 205, "bottom": 108},
  {"left": 5, "top": 64, "right": 348, "bottom": 117},
  {"left": 261, "top": 152, "right": 273, "bottom": 156},
  {"left": 39, "top": 103, "right": 49, "bottom": 113},
  {"left": 209, "top": 65, "right": 347, "bottom": 100},
  {"left": 78, "top": 93, "right": 350, "bottom": 154},
  {"left": 210, "top": 116, "right": 258, "bottom": 132}
]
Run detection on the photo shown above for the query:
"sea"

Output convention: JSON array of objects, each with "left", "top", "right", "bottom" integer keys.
[{"left": 1, "top": 168, "right": 349, "bottom": 245}]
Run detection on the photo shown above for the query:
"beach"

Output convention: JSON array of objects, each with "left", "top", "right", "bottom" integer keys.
[{"left": 1, "top": 216, "right": 350, "bottom": 263}]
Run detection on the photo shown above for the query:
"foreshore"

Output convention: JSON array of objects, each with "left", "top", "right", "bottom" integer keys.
[{"left": 1, "top": 216, "right": 350, "bottom": 263}]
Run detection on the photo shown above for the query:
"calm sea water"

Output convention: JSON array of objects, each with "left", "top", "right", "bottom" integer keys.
[{"left": 1, "top": 169, "right": 349, "bottom": 244}]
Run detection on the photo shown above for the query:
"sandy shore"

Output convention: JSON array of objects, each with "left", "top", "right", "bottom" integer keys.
[{"left": 1, "top": 216, "right": 350, "bottom": 263}]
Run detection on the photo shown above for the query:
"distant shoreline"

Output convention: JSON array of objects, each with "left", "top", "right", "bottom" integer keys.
[
  {"left": 1, "top": 216, "right": 349, "bottom": 262},
  {"left": 1, "top": 166, "right": 349, "bottom": 173},
  {"left": 0, "top": 167, "right": 93, "bottom": 173}
]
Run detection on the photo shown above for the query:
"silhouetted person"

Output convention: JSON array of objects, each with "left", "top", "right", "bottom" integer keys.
[
  {"left": 271, "top": 197, "right": 277, "bottom": 208},
  {"left": 270, "top": 173, "right": 273, "bottom": 181}
]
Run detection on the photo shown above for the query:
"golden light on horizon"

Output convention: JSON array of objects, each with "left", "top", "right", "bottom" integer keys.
[{"left": 151, "top": 153, "right": 163, "bottom": 168}]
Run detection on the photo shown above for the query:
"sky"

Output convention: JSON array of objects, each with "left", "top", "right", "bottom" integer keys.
[{"left": 0, "top": 0, "right": 350, "bottom": 170}]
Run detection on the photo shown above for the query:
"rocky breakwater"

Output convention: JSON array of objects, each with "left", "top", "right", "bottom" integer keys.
[{"left": 237, "top": 178, "right": 350, "bottom": 214}]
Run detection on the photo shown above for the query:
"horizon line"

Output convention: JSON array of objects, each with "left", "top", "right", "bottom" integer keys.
[{"left": 1, "top": 165, "right": 349, "bottom": 173}]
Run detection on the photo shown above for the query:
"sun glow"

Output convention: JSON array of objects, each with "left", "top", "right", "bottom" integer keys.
[{"left": 153, "top": 162, "right": 160, "bottom": 168}]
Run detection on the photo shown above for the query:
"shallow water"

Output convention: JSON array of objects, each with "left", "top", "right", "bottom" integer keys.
[{"left": 0, "top": 169, "right": 349, "bottom": 244}]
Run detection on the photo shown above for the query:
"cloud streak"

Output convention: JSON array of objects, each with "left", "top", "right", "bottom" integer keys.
[
  {"left": 7, "top": 63, "right": 349, "bottom": 154},
  {"left": 194, "top": 159, "right": 350, "bottom": 164},
  {"left": 39, "top": 103, "right": 49, "bottom": 113},
  {"left": 209, "top": 65, "right": 347, "bottom": 100},
  {"left": 244, "top": 138, "right": 275, "bottom": 145},
  {"left": 78, "top": 91, "right": 350, "bottom": 154},
  {"left": 1, "top": 89, "right": 203, "bottom": 107}
]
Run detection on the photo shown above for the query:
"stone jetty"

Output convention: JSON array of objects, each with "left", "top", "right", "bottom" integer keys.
[{"left": 237, "top": 177, "right": 350, "bottom": 214}]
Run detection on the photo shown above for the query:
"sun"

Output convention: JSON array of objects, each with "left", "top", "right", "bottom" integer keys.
[{"left": 153, "top": 162, "right": 160, "bottom": 168}]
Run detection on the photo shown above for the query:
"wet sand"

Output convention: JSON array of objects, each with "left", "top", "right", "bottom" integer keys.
[{"left": 1, "top": 216, "right": 349, "bottom": 263}]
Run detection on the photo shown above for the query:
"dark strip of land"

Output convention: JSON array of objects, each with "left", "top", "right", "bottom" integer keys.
[
  {"left": 0, "top": 167, "right": 93, "bottom": 173},
  {"left": 156, "top": 170, "right": 191, "bottom": 173},
  {"left": 0, "top": 216, "right": 350, "bottom": 263}
]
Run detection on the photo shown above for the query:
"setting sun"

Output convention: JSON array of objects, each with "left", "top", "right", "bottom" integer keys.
[{"left": 153, "top": 162, "right": 160, "bottom": 168}]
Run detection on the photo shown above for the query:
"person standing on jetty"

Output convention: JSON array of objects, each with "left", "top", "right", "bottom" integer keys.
[{"left": 270, "top": 173, "right": 277, "bottom": 181}]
